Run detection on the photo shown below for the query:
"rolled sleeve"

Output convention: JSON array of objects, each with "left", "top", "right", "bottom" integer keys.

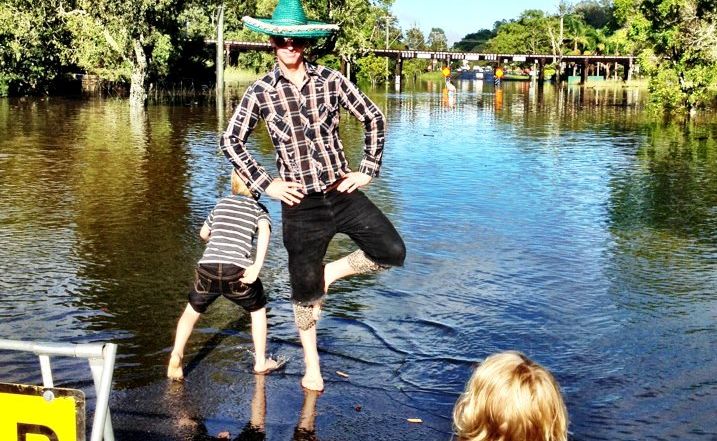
[{"left": 220, "top": 86, "right": 274, "bottom": 195}]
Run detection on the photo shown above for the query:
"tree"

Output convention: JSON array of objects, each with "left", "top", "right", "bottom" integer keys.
[
  {"left": 65, "top": 0, "right": 225, "bottom": 108},
  {"left": 484, "top": 10, "right": 553, "bottom": 54},
  {"left": 564, "top": 14, "right": 591, "bottom": 54},
  {"left": 0, "top": 0, "right": 72, "bottom": 96},
  {"left": 401, "top": 26, "right": 429, "bottom": 80},
  {"left": 617, "top": 0, "right": 717, "bottom": 113},
  {"left": 453, "top": 29, "right": 495, "bottom": 52},
  {"left": 405, "top": 25, "right": 426, "bottom": 50},
  {"left": 355, "top": 53, "right": 385, "bottom": 85},
  {"left": 309, "top": 0, "right": 395, "bottom": 65},
  {"left": 574, "top": 0, "right": 616, "bottom": 30},
  {"left": 427, "top": 27, "right": 448, "bottom": 51}
]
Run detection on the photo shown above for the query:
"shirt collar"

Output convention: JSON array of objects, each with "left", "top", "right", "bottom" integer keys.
[{"left": 270, "top": 61, "right": 320, "bottom": 87}]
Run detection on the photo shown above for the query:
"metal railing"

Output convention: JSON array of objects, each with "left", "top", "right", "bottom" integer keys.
[{"left": 0, "top": 339, "right": 117, "bottom": 441}]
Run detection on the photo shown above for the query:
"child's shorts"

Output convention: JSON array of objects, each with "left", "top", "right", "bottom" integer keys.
[{"left": 188, "top": 263, "right": 266, "bottom": 313}]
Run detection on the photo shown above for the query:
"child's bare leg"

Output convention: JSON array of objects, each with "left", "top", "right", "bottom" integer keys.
[
  {"left": 294, "top": 304, "right": 323, "bottom": 391},
  {"left": 168, "top": 304, "right": 201, "bottom": 380},
  {"left": 250, "top": 374, "right": 267, "bottom": 430},
  {"left": 250, "top": 307, "right": 278, "bottom": 373}
]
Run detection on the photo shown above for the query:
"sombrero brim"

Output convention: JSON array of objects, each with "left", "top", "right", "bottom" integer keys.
[{"left": 242, "top": 16, "right": 339, "bottom": 38}]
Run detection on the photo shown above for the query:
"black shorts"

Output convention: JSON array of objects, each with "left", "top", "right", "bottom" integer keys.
[
  {"left": 282, "top": 188, "right": 405, "bottom": 305},
  {"left": 188, "top": 263, "right": 266, "bottom": 313}
]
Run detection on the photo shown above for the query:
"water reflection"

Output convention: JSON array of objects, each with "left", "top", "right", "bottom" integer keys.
[
  {"left": 174, "top": 374, "right": 320, "bottom": 441},
  {"left": 1, "top": 82, "right": 716, "bottom": 440}
]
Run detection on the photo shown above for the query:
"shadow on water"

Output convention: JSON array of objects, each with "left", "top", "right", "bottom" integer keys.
[{"left": 1, "top": 81, "right": 716, "bottom": 440}]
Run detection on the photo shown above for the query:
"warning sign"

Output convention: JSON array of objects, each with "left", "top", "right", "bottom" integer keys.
[{"left": 0, "top": 383, "right": 85, "bottom": 441}]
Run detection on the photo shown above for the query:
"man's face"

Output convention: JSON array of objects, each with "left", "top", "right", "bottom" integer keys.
[{"left": 270, "top": 36, "right": 309, "bottom": 67}]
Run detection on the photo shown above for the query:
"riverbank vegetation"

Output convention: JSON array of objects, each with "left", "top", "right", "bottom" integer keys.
[{"left": 1, "top": 0, "right": 715, "bottom": 113}]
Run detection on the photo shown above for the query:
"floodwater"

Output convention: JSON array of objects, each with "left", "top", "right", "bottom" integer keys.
[{"left": 1, "top": 80, "right": 716, "bottom": 440}]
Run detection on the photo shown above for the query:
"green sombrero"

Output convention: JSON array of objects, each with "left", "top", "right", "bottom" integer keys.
[{"left": 242, "top": 0, "right": 339, "bottom": 38}]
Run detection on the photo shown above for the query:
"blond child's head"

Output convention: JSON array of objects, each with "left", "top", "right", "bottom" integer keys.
[
  {"left": 231, "top": 169, "right": 254, "bottom": 198},
  {"left": 453, "top": 351, "right": 568, "bottom": 441}
]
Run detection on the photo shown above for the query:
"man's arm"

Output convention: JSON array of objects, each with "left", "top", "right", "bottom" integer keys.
[
  {"left": 240, "top": 219, "right": 270, "bottom": 284},
  {"left": 221, "top": 86, "right": 273, "bottom": 197},
  {"left": 222, "top": 86, "right": 304, "bottom": 205},
  {"left": 336, "top": 73, "right": 386, "bottom": 178}
]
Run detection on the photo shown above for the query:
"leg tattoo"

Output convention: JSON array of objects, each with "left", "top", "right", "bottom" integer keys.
[
  {"left": 293, "top": 303, "right": 316, "bottom": 331},
  {"left": 346, "top": 249, "right": 387, "bottom": 274}
]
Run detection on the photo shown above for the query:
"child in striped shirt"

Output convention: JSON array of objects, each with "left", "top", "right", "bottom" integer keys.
[{"left": 167, "top": 170, "right": 279, "bottom": 380}]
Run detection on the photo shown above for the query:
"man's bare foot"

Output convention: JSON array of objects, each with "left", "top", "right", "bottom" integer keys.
[
  {"left": 167, "top": 353, "right": 184, "bottom": 380},
  {"left": 301, "top": 372, "right": 324, "bottom": 392},
  {"left": 254, "top": 357, "right": 280, "bottom": 375}
]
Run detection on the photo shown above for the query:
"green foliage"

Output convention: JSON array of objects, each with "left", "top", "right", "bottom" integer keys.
[
  {"left": 574, "top": 0, "right": 616, "bottom": 30},
  {"left": 484, "top": 10, "right": 554, "bottom": 54},
  {"left": 427, "top": 28, "right": 448, "bottom": 51},
  {"left": 404, "top": 26, "right": 426, "bottom": 50},
  {"left": 62, "top": 11, "right": 131, "bottom": 81},
  {"left": 453, "top": 29, "right": 495, "bottom": 52},
  {"left": 402, "top": 58, "right": 429, "bottom": 81},
  {"left": 0, "top": 1, "right": 72, "bottom": 94},
  {"left": 629, "top": 0, "right": 717, "bottom": 113},
  {"left": 355, "top": 53, "right": 386, "bottom": 85}
]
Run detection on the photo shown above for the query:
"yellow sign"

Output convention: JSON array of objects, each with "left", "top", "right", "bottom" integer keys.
[
  {"left": 0, "top": 383, "right": 85, "bottom": 441},
  {"left": 495, "top": 67, "right": 504, "bottom": 78},
  {"left": 441, "top": 67, "right": 451, "bottom": 78}
]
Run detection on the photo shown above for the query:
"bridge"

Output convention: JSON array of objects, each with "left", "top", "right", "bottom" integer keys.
[{"left": 210, "top": 40, "right": 636, "bottom": 88}]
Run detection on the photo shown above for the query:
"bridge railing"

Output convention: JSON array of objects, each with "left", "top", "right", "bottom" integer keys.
[{"left": 207, "top": 40, "right": 634, "bottom": 64}]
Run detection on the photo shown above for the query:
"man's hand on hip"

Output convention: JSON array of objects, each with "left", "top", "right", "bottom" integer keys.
[
  {"left": 266, "top": 179, "right": 305, "bottom": 205},
  {"left": 337, "top": 172, "right": 372, "bottom": 193}
]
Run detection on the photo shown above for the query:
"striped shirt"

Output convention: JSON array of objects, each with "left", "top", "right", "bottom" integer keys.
[
  {"left": 198, "top": 195, "right": 271, "bottom": 268},
  {"left": 221, "top": 62, "right": 386, "bottom": 196}
]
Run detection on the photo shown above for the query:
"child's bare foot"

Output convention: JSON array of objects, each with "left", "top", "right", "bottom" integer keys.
[
  {"left": 301, "top": 365, "right": 324, "bottom": 391},
  {"left": 167, "top": 353, "right": 184, "bottom": 380},
  {"left": 254, "top": 357, "right": 280, "bottom": 375}
]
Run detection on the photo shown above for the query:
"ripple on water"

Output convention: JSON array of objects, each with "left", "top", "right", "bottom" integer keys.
[{"left": 2, "top": 93, "right": 717, "bottom": 440}]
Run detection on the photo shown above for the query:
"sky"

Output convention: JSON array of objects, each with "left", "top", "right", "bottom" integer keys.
[{"left": 391, "top": 0, "right": 561, "bottom": 46}]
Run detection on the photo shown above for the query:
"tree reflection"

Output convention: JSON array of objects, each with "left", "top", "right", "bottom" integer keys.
[{"left": 607, "top": 120, "right": 717, "bottom": 306}]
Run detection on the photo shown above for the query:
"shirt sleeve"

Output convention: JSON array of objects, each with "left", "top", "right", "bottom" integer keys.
[
  {"left": 256, "top": 202, "right": 272, "bottom": 230},
  {"left": 205, "top": 208, "right": 215, "bottom": 229},
  {"left": 220, "top": 86, "right": 274, "bottom": 196},
  {"left": 336, "top": 74, "right": 386, "bottom": 177}
]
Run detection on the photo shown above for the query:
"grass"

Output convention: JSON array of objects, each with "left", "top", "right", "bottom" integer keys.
[{"left": 224, "top": 67, "right": 264, "bottom": 84}]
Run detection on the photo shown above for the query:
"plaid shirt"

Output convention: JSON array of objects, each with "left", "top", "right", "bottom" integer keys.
[{"left": 221, "top": 62, "right": 386, "bottom": 196}]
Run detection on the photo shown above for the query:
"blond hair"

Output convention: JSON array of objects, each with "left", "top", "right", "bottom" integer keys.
[
  {"left": 453, "top": 351, "right": 568, "bottom": 441},
  {"left": 231, "top": 169, "right": 253, "bottom": 197}
]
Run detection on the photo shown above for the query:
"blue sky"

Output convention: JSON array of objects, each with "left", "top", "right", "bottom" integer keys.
[{"left": 391, "top": 0, "right": 560, "bottom": 45}]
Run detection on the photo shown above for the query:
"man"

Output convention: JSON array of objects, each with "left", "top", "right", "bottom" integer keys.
[{"left": 221, "top": 0, "right": 406, "bottom": 391}]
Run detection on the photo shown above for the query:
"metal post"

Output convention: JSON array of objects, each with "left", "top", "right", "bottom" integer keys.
[
  {"left": 538, "top": 57, "right": 545, "bottom": 84},
  {"left": 394, "top": 56, "right": 402, "bottom": 91},
  {"left": 0, "top": 339, "right": 117, "bottom": 441},
  {"left": 89, "top": 344, "right": 117, "bottom": 441},
  {"left": 39, "top": 355, "right": 54, "bottom": 388},
  {"left": 385, "top": 15, "right": 390, "bottom": 83},
  {"left": 216, "top": 4, "right": 225, "bottom": 99},
  {"left": 581, "top": 58, "right": 588, "bottom": 85}
]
